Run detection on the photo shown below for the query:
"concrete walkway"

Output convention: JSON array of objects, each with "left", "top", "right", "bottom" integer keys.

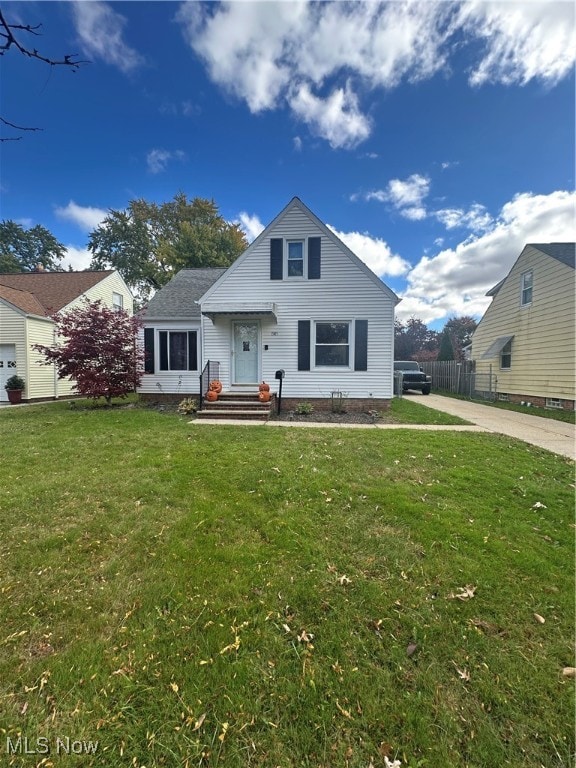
[
  {"left": 416, "top": 394, "right": 575, "bottom": 460},
  {"left": 194, "top": 395, "right": 575, "bottom": 460}
]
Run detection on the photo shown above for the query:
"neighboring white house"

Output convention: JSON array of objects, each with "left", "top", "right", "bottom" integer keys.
[
  {"left": 139, "top": 197, "right": 400, "bottom": 409},
  {"left": 471, "top": 242, "right": 575, "bottom": 410},
  {"left": 0, "top": 270, "right": 133, "bottom": 403}
]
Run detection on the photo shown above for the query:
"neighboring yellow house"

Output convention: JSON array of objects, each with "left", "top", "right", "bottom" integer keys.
[
  {"left": 0, "top": 270, "right": 133, "bottom": 403},
  {"left": 471, "top": 243, "right": 575, "bottom": 410}
]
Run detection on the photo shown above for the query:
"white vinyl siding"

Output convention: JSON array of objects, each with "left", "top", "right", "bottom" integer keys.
[
  {"left": 138, "top": 321, "right": 202, "bottom": 396},
  {"left": 201, "top": 203, "right": 396, "bottom": 399},
  {"left": 472, "top": 245, "right": 575, "bottom": 401}
]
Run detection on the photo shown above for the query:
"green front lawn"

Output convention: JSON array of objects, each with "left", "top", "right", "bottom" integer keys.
[{"left": 0, "top": 404, "right": 573, "bottom": 767}]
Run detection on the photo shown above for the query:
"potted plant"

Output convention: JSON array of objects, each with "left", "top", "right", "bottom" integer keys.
[{"left": 4, "top": 374, "right": 25, "bottom": 405}]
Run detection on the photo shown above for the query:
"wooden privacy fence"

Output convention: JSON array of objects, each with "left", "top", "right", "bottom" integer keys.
[{"left": 418, "top": 360, "right": 497, "bottom": 400}]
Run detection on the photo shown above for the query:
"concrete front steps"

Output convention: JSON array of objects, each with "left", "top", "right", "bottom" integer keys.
[{"left": 196, "top": 391, "right": 273, "bottom": 421}]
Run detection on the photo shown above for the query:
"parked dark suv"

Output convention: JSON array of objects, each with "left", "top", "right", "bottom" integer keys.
[{"left": 394, "top": 361, "right": 432, "bottom": 395}]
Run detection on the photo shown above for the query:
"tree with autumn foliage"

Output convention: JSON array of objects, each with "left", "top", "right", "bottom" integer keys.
[
  {"left": 88, "top": 194, "right": 248, "bottom": 300},
  {"left": 34, "top": 300, "right": 144, "bottom": 404}
]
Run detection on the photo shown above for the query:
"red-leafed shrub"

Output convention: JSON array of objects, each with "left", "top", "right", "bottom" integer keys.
[{"left": 34, "top": 299, "right": 144, "bottom": 404}]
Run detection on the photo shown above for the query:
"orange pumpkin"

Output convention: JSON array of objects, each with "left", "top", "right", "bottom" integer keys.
[
  {"left": 259, "top": 381, "right": 270, "bottom": 392},
  {"left": 259, "top": 390, "right": 271, "bottom": 403},
  {"left": 206, "top": 389, "right": 218, "bottom": 402},
  {"left": 209, "top": 380, "right": 222, "bottom": 393}
]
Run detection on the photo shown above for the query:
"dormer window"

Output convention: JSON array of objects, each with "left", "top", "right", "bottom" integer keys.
[
  {"left": 521, "top": 271, "right": 533, "bottom": 306},
  {"left": 287, "top": 241, "right": 304, "bottom": 277},
  {"left": 270, "top": 237, "right": 321, "bottom": 280}
]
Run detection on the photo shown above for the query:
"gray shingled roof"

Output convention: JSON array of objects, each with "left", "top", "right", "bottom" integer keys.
[
  {"left": 529, "top": 242, "right": 575, "bottom": 269},
  {"left": 141, "top": 268, "right": 227, "bottom": 319}
]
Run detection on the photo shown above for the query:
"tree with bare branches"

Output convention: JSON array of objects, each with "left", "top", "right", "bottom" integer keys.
[{"left": 0, "top": 6, "right": 88, "bottom": 141}]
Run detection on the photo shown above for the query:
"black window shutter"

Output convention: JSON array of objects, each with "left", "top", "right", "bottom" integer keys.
[
  {"left": 354, "top": 320, "right": 368, "bottom": 371},
  {"left": 308, "top": 237, "right": 321, "bottom": 279},
  {"left": 159, "top": 331, "right": 168, "bottom": 371},
  {"left": 270, "top": 238, "right": 283, "bottom": 280},
  {"left": 298, "top": 320, "right": 311, "bottom": 371},
  {"left": 188, "top": 332, "right": 198, "bottom": 371},
  {"left": 144, "top": 328, "right": 155, "bottom": 373}
]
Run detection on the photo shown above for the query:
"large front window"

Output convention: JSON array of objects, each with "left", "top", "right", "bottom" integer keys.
[
  {"left": 159, "top": 331, "right": 197, "bottom": 371},
  {"left": 315, "top": 322, "right": 350, "bottom": 367}
]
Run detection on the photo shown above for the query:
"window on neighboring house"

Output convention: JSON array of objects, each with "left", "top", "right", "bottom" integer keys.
[
  {"left": 500, "top": 339, "right": 512, "bottom": 369},
  {"left": 112, "top": 292, "right": 124, "bottom": 311},
  {"left": 521, "top": 271, "right": 533, "bottom": 306},
  {"left": 315, "top": 322, "right": 350, "bottom": 367},
  {"left": 158, "top": 331, "right": 197, "bottom": 371},
  {"left": 287, "top": 241, "right": 305, "bottom": 277}
]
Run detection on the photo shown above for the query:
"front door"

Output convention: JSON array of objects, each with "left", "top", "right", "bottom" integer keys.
[{"left": 233, "top": 321, "right": 259, "bottom": 384}]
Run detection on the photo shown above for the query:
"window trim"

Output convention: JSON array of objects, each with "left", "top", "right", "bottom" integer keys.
[
  {"left": 520, "top": 270, "right": 533, "bottom": 306},
  {"left": 157, "top": 330, "right": 198, "bottom": 372},
  {"left": 112, "top": 292, "right": 124, "bottom": 312},
  {"left": 313, "top": 320, "right": 352, "bottom": 369},
  {"left": 285, "top": 239, "right": 306, "bottom": 279}
]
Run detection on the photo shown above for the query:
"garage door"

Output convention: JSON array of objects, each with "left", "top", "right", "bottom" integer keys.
[{"left": 0, "top": 345, "right": 18, "bottom": 402}]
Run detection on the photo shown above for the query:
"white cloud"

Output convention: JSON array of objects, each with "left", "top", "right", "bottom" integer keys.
[
  {"left": 55, "top": 201, "right": 107, "bottom": 232},
  {"left": 327, "top": 225, "right": 410, "bottom": 278},
  {"left": 146, "top": 149, "right": 186, "bottom": 174},
  {"left": 63, "top": 245, "right": 93, "bottom": 271},
  {"left": 176, "top": 1, "right": 574, "bottom": 149},
  {"left": 434, "top": 203, "right": 493, "bottom": 233},
  {"left": 236, "top": 212, "right": 265, "bottom": 243},
  {"left": 293, "top": 136, "right": 303, "bottom": 152},
  {"left": 365, "top": 175, "right": 494, "bottom": 232},
  {"left": 397, "top": 190, "right": 576, "bottom": 323},
  {"left": 71, "top": 1, "right": 144, "bottom": 74},
  {"left": 459, "top": 1, "right": 576, "bottom": 87},
  {"left": 366, "top": 174, "right": 430, "bottom": 220},
  {"left": 288, "top": 81, "right": 371, "bottom": 149}
]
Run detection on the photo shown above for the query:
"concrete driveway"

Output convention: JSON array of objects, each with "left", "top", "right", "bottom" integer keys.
[{"left": 414, "top": 394, "right": 575, "bottom": 460}]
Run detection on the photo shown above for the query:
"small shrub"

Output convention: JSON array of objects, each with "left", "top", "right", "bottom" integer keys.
[
  {"left": 295, "top": 402, "right": 314, "bottom": 415},
  {"left": 177, "top": 397, "right": 198, "bottom": 415},
  {"left": 330, "top": 390, "right": 348, "bottom": 413}
]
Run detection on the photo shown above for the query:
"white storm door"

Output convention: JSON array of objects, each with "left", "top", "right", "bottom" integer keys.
[
  {"left": 233, "top": 321, "right": 259, "bottom": 384},
  {"left": 0, "top": 344, "right": 17, "bottom": 402}
]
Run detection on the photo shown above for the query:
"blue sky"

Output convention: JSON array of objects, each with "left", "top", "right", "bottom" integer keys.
[{"left": 1, "top": 0, "right": 574, "bottom": 326}]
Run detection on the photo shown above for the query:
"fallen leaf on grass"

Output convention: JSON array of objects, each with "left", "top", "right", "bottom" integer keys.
[
  {"left": 338, "top": 575, "right": 351, "bottom": 586},
  {"left": 297, "top": 629, "right": 314, "bottom": 644},
  {"left": 533, "top": 613, "right": 545, "bottom": 624},
  {"left": 192, "top": 713, "right": 206, "bottom": 731},
  {"left": 562, "top": 667, "right": 576, "bottom": 678},
  {"left": 406, "top": 642, "right": 418, "bottom": 657},
  {"left": 455, "top": 666, "right": 471, "bottom": 681},
  {"left": 531, "top": 502, "right": 547, "bottom": 509},
  {"left": 448, "top": 585, "right": 476, "bottom": 601},
  {"left": 335, "top": 699, "right": 353, "bottom": 719},
  {"left": 219, "top": 635, "right": 241, "bottom": 654}
]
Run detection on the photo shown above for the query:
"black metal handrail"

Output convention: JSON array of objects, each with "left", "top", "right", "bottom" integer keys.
[{"left": 199, "top": 360, "right": 220, "bottom": 411}]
